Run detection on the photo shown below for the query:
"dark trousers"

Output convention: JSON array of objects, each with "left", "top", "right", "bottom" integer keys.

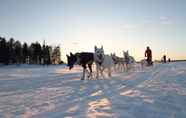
[{"left": 147, "top": 56, "right": 152, "bottom": 65}]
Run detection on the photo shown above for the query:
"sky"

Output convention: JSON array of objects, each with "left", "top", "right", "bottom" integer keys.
[{"left": 0, "top": 0, "right": 186, "bottom": 61}]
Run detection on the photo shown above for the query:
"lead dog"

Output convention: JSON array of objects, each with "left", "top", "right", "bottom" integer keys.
[
  {"left": 66, "top": 52, "right": 94, "bottom": 80},
  {"left": 94, "top": 46, "right": 114, "bottom": 78}
]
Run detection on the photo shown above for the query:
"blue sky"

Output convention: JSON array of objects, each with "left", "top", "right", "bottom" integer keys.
[{"left": 0, "top": 0, "right": 186, "bottom": 61}]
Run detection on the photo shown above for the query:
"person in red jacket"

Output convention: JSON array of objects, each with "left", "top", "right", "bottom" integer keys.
[{"left": 145, "top": 46, "right": 152, "bottom": 66}]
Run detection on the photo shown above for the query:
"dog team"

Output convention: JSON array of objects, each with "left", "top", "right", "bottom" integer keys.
[{"left": 66, "top": 46, "right": 153, "bottom": 80}]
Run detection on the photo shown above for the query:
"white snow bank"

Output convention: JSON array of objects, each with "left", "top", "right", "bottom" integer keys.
[{"left": 0, "top": 62, "right": 186, "bottom": 118}]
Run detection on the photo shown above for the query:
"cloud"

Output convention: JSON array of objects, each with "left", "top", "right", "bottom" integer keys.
[
  {"left": 120, "top": 24, "right": 137, "bottom": 32},
  {"left": 160, "top": 16, "right": 173, "bottom": 25}
]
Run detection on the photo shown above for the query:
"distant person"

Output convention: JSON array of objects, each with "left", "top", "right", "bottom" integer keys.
[
  {"left": 163, "top": 55, "right": 166, "bottom": 63},
  {"left": 145, "top": 46, "right": 152, "bottom": 66},
  {"left": 168, "top": 58, "right": 171, "bottom": 62}
]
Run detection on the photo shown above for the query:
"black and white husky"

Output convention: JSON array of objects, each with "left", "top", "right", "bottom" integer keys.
[
  {"left": 66, "top": 52, "right": 94, "bottom": 80},
  {"left": 94, "top": 46, "right": 114, "bottom": 78}
]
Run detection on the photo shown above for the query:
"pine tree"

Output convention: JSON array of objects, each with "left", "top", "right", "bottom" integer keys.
[
  {"left": 14, "top": 40, "right": 22, "bottom": 64},
  {"left": 0, "top": 37, "right": 9, "bottom": 64},
  {"left": 8, "top": 38, "right": 16, "bottom": 64},
  {"left": 30, "top": 42, "right": 42, "bottom": 64},
  {"left": 22, "top": 42, "right": 28, "bottom": 64}
]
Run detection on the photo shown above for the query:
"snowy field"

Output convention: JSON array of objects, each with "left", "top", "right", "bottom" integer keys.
[{"left": 0, "top": 62, "right": 186, "bottom": 118}]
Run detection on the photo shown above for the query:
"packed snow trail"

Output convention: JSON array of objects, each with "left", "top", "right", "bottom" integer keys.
[{"left": 0, "top": 62, "right": 186, "bottom": 118}]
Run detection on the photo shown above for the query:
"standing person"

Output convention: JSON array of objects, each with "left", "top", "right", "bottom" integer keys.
[
  {"left": 168, "top": 58, "right": 171, "bottom": 62},
  {"left": 163, "top": 55, "right": 166, "bottom": 63},
  {"left": 145, "top": 46, "right": 152, "bottom": 66}
]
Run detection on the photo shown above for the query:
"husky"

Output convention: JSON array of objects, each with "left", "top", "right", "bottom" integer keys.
[
  {"left": 123, "top": 50, "right": 136, "bottom": 71},
  {"left": 66, "top": 52, "right": 94, "bottom": 80},
  {"left": 94, "top": 46, "right": 114, "bottom": 78},
  {"left": 111, "top": 53, "right": 125, "bottom": 72}
]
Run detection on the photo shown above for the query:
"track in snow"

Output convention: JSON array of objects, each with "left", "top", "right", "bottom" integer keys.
[{"left": 0, "top": 62, "right": 186, "bottom": 118}]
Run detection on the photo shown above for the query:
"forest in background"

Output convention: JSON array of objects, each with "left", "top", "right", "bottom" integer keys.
[{"left": 0, "top": 36, "right": 62, "bottom": 65}]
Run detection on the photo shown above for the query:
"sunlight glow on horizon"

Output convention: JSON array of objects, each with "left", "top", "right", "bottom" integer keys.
[
  {"left": 62, "top": 21, "right": 186, "bottom": 62},
  {"left": 0, "top": 0, "right": 186, "bottom": 62}
]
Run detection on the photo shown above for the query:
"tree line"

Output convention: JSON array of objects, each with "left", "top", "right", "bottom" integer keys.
[{"left": 0, "top": 36, "right": 62, "bottom": 65}]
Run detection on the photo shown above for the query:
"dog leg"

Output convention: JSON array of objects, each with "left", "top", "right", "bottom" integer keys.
[
  {"left": 86, "top": 69, "right": 90, "bottom": 79},
  {"left": 81, "top": 65, "right": 87, "bottom": 80},
  {"left": 88, "top": 64, "right": 93, "bottom": 79},
  {"left": 122, "top": 63, "right": 125, "bottom": 72},
  {"left": 81, "top": 68, "right": 85, "bottom": 80},
  {"left": 100, "top": 67, "right": 105, "bottom": 79},
  {"left": 96, "top": 64, "right": 100, "bottom": 79},
  {"left": 126, "top": 64, "right": 129, "bottom": 72},
  {"left": 108, "top": 67, "right": 111, "bottom": 77}
]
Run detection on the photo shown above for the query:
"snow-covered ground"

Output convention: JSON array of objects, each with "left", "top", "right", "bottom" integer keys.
[{"left": 0, "top": 62, "right": 186, "bottom": 118}]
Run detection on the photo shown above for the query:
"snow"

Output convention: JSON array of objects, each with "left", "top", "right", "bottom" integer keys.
[{"left": 0, "top": 62, "right": 186, "bottom": 118}]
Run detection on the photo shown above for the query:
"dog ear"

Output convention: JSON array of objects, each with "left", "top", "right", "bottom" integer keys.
[
  {"left": 101, "top": 45, "right": 103, "bottom": 49},
  {"left": 66, "top": 54, "right": 69, "bottom": 57},
  {"left": 70, "top": 52, "right": 73, "bottom": 56},
  {"left": 95, "top": 46, "right": 97, "bottom": 50}
]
